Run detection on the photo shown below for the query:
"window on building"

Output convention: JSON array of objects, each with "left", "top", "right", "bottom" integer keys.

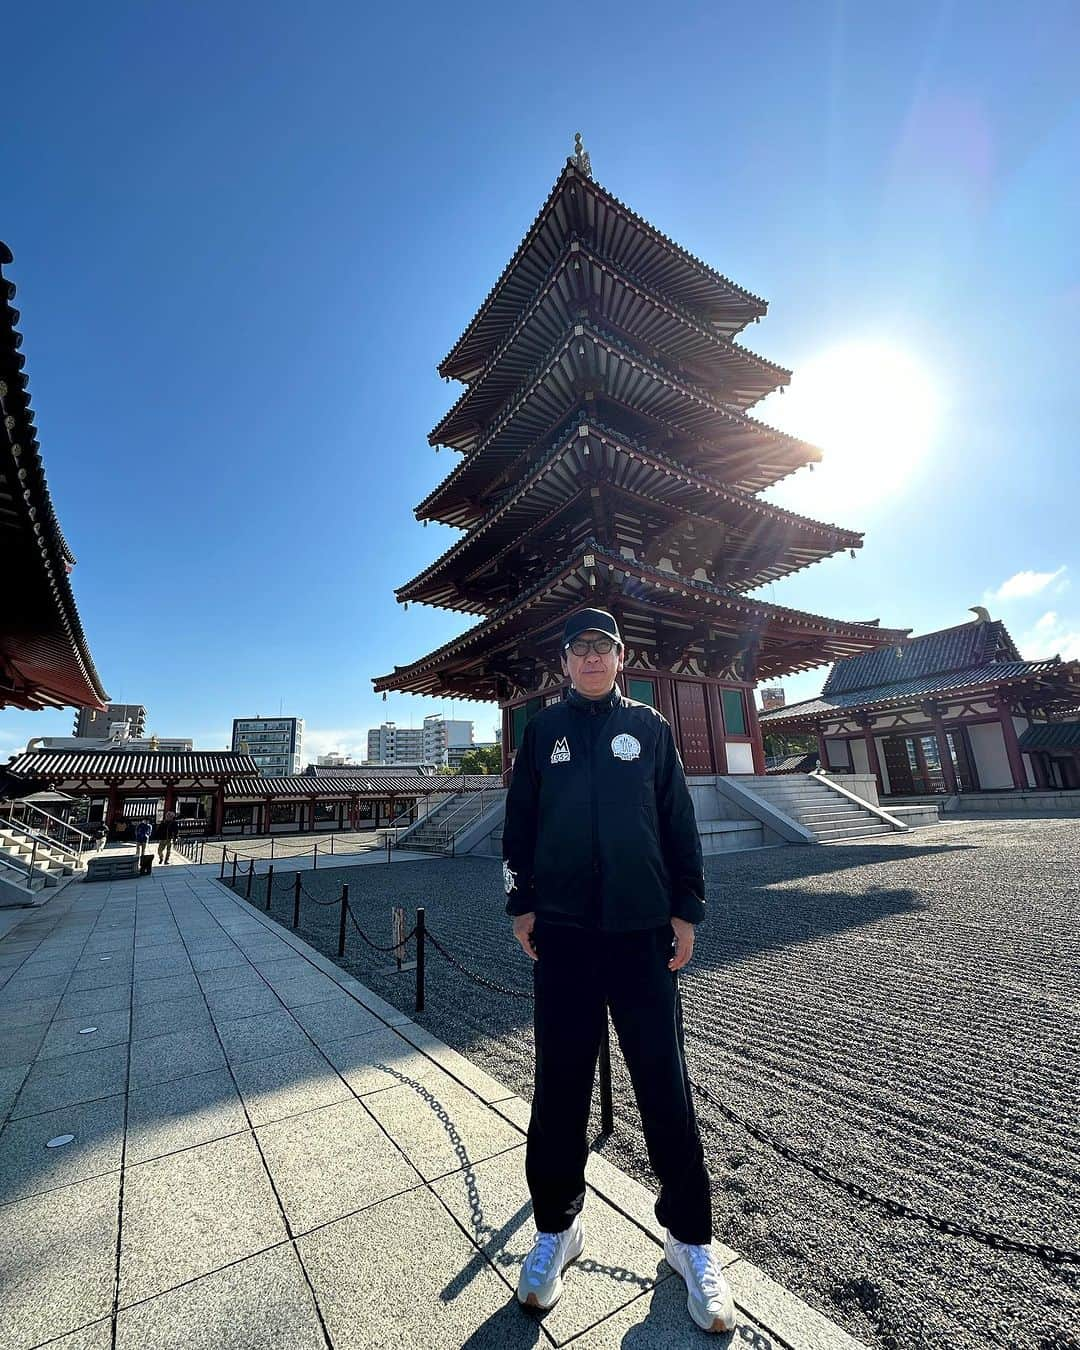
[
  {"left": 510, "top": 697, "right": 543, "bottom": 749},
  {"left": 721, "top": 689, "right": 747, "bottom": 736},
  {"left": 270, "top": 803, "right": 296, "bottom": 824},
  {"left": 313, "top": 802, "right": 336, "bottom": 822},
  {"left": 627, "top": 677, "right": 656, "bottom": 708}
]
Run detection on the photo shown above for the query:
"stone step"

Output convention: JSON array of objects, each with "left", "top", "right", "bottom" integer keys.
[{"left": 814, "top": 823, "right": 895, "bottom": 840}]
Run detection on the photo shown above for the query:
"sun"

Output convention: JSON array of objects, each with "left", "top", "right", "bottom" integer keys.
[{"left": 760, "top": 340, "right": 942, "bottom": 518}]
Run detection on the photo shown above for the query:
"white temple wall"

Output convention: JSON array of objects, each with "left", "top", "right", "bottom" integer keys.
[
  {"left": 825, "top": 737, "right": 849, "bottom": 769},
  {"left": 968, "top": 722, "right": 1013, "bottom": 789},
  {"left": 850, "top": 739, "right": 871, "bottom": 775}
]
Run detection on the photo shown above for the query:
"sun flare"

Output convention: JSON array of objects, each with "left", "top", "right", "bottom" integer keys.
[{"left": 762, "top": 341, "right": 942, "bottom": 517}]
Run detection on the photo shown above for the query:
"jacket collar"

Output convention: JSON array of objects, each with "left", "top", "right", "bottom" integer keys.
[{"left": 567, "top": 685, "right": 622, "bottom": 715}]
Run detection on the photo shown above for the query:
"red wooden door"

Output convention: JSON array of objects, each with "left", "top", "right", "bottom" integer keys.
[{"left": 674, "top": 681, "right": 715, "bottom": 774}]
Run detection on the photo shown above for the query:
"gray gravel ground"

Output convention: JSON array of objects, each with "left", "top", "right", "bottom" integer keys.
[{"left": 225, "top": 816, "right": 1080, "bottom": 1350}]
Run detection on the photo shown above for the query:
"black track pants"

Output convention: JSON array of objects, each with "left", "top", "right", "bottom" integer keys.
[{"left": 525, "top": 920, "right": 712, "bottom": 1244}]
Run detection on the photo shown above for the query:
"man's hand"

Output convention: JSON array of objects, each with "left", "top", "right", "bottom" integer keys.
[
  {"left": 669, "top": 916, "right": 695, "bottom": 971},
  {"left": 513, "top": 912, "right": 538, "bottom": 961}
]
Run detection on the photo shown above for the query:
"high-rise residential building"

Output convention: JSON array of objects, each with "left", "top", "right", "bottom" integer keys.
[
  {"left": 366, "top": 722, "right": 425, "bottom": 764},
  {"left": 366, "top": 715, "right": 474, "bottom": 766},
  {"left": 231, "top": 717, "right": 304, "bottom": 778},
  {"left": 74, "top": 703, "right": 147, "bottom": 738},
  {"left": 422, "top": 714, "right": 473, "bottom": 766}
]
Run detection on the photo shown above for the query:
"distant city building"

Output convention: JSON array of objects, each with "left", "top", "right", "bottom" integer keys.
[
  {"left": 29, "top": 735, "right": 193, "bottom": 754},
  {"left": 366, "top": 715, "right": 473, "bottom": 766},
  {"left": 760, "top": 688, "right": 786, "bottom": 712},
  {"left": 316, "top": 753, "right": 355, "bottom": 767},
  {"left": 74, "top": 703, "right": 146, "bottom": 738},
  {"left": 232, "top": 717, "right": 304, "bottom": 778},
  {"left": 366, "top": 722, "right": 423, "bottom": 764}
]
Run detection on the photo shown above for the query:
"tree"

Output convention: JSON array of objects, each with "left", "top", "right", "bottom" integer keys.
[{"left": 458, "top": 746, "right": 502, "bottom": 775}]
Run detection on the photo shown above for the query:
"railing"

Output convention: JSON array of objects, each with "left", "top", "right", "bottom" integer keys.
[
  {"left": 216, "top": 861, "right": 1080, "bottom": 1274},
  {"left": 0, "top": 847, "right": 37, "bottom": 889},
  {"left": 0, "top": 822, "right": 44, "bottom": 885},
  {"left": 404, "top": 788, "right": 497, "bottom": 856},
  {"left": 1, "top": 800, "right": 91, "bottom": 860}
]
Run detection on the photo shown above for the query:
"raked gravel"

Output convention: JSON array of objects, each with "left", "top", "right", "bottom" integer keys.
[{"left": 226, "top": 814, "right": 1080, "bottom": 1350}]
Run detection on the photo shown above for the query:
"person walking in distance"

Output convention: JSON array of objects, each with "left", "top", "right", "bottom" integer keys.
[
  {"left": 133, "top": 818, "right": 153, "bottom": 863},
  {"left": 156, "top": 810, "right": 180, "bottom": 864},
  {"left": 503, "top": 607, "right": 735, "bottom": 1333}
]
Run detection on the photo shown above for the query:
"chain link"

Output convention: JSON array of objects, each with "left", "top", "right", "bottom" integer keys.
[
  {"left": 345, "top": 902, "right": 418, "bottom": 953},
  {"left": 424, "top": 929, "right": 535, "bottom": 1000}
]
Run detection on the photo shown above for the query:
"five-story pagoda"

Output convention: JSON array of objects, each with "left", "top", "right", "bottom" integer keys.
[{"left": 374, "top": 139, "right": 907, "bottom": 775}]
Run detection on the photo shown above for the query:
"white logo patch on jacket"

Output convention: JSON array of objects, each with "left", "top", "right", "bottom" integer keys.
[
  {"left": 503, "top": 861, "right": 517, "bottom": 894},
  {"left": 611, "top": 733, "right": 641, "bottom": 761},
  {"left": 550, "top": 737, "right": 571, "bottom": 765}
]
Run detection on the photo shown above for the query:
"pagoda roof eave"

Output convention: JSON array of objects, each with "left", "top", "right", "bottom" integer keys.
[
  {"left": 396, "top": 420, "right": 862, "bottom": 606},
  {"left": 438, "top": 164, "right": 768, "bottom": 381},
  {"left": 415, "top": 324, "right": 822, "bottom": 524},
  {"left": 430, "top": 242, "right": 790, "bottom": 448},
  {"left": 0, "top": 242, "right": 108, "bottom": 713},
  {"left": 374, "top": 541, "right": 907, "bottom": 699}
]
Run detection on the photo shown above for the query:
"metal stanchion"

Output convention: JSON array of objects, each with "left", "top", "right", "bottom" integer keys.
[
  {"left": 245, "top": 858, "right": 255, "bottom": 899},
  {"left": 415, "top": 907, "right": 426, "bottom": 1012},
  {"left": 265, "top": 865, "right": 274, "bottom": 911},
  {"left": 292, "top": 873, "right": 301, "bottom": 929},
  {"left": 386, "top": 830, "right": 392, "bottom": 864},
  {"left": 599, "top": 1018, "right": 615, "bottom": 1134},
  {"left": 219, "top": 850, "right": 226, "bottom": 880},
  {"left": 337, "top": 883, "right": 349, "bottom": 957},
  {"left": 331, "top": 833, "right": 336, "bottom": 855},
  {"left": 313, "top": 842, "right": 318, "bottom": 871},
  {"left": 270, "top": 836, "right": 275, "bottom": 860},
  {"left": 231, "top": 854, "right": 238, "bottom": 885}
]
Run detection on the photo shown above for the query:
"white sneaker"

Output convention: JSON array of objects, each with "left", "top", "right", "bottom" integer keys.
[
  {"left": 663, "top": 1232, "right": 736, "bottom": 1333},
  {"left": 517, "top": 1214, "right": 585, "bottom": 1309}
]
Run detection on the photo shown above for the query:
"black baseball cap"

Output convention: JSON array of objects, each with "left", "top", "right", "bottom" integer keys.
[{"left": 562, "top": 608, "right": 622, "bottom": 647}]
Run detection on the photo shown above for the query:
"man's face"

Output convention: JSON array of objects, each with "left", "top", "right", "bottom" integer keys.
[{"left": 561, "top": 629, "right": 624, "bottom": 699}]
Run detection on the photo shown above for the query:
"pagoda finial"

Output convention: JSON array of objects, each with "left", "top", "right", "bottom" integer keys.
[{"left": 572, "top": 132, "right": 592, "bottom": 178}]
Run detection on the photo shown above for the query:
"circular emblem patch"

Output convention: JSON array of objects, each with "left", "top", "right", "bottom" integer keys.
[{"left": 611, "top": 733, "right": 641, "bottom": 762}]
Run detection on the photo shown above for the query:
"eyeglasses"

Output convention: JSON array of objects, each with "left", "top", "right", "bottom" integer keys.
[{"left": 565, "top": 637, "right": 617, "bottom": 656}]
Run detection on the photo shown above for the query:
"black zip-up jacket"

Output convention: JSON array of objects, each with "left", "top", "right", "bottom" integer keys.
[{"left": 502, "top": 687, "right": 705, "bottom": 931}]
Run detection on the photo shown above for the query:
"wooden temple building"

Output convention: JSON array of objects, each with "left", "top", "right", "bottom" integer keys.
[
  {"left": 0, "top": 243, "right": 107, "bottom": 714},
  {"left": 3, "top": 749, "right": 493, "bottom": 837},
  {"left": 374, "top": 142, "right": 907, "bottom": 771},
  {"left": 759, "top": 614, "right": 1080, "bottom": 796}
]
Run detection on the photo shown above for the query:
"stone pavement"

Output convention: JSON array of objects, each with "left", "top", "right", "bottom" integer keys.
[{"left": 0, "top": 865, "right": 868, "bottom": 1350}]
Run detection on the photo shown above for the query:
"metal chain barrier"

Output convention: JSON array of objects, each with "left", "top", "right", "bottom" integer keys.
[
  {"left": 220, "top": 860, "right": 1080, "bottom": 1270},
  {"left": 424, "top": 928, "right": 535, "bottom": 1000}
]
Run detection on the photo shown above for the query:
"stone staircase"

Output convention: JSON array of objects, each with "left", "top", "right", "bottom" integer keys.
[
  {"left": 0, "top": 823, "right": 81, "bottom": 900},
  {"left": 393, "top": 788, "right": 507, "bottom": 854},
  {"left": 745, "top": 775, "right": 902, "bottom": 842}
]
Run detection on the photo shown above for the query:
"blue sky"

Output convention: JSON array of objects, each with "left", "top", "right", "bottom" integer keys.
[{"left": 3, "top": 1, "right": 1077, "bottom": 759}]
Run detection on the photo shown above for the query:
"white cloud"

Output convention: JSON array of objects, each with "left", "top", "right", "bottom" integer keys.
[
  {"left": 988, "top": 566, "right": 1067, "bottom": 601},
  {"left": 1021, "top": 611, "right": 1080, "bottom": 662},
  {"left": 302, "top": 727, "right": 371, "bottom": 764}
]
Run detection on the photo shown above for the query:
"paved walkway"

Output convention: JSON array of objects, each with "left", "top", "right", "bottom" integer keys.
[{"left": 0, "top": 866, "right": 867, "bottom": 1349}]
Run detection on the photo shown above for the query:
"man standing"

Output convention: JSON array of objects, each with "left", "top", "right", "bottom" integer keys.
[
  {"left": 156, "top": 810, "right": 180, "bottom": 865},
  {"left": 134, "top": 818, "right": 153, "bottom": 863},
  {"left": 503, "top": 607, "right": 735, "bottom": 1333}
]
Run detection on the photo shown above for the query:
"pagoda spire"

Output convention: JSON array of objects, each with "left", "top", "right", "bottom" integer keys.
[{"left": 571, "top": 131, "right": 592, "bottom": 178}]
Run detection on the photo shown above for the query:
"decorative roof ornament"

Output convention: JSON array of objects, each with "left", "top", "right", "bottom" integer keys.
[{"left": 571, "top": 131, "right": 592, "bottom": 179}]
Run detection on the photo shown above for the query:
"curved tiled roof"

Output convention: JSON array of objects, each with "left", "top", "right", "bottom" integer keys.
[
  {"left": 439, "top": 163, "right": 767, "bottom": 379},
  {"left": 0, "top": 243, "right": 107, "bottom": 712},
  {"left": 6, "top": 750, "right": 261, "bottom": 779},
  {"left": 758, "top": 659, "right": 1077, "bottom": 724},
  {"left": 226, "top": 773, "right": 496, "bottom": 798}
]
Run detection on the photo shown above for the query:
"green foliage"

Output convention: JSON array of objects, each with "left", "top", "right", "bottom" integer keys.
[{"left": 457, "top": 745, "right": 502, "bottom": 775}]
